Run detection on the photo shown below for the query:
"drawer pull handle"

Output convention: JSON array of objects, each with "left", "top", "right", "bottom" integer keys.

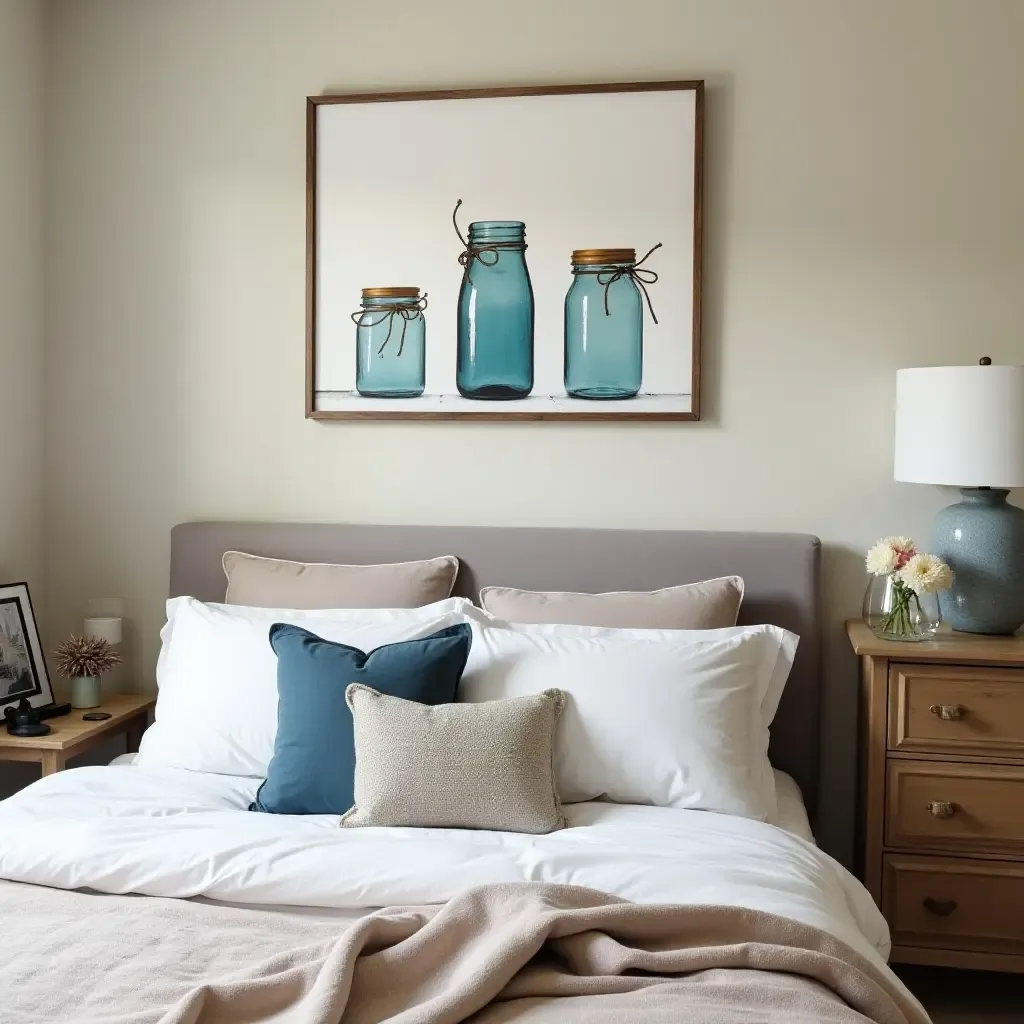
[
  {"left": 926, "top": 800, "right": 958, "bottom": 819},
  {"left": 929, "top": 703, "right": 965, "bottom": 721},
  {"left": 922, "top": 897, "right": 958, "bottom": 917}
]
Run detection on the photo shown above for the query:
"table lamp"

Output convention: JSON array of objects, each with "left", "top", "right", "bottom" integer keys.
[{"left": 894, "top": 360, "right": 1024, "bottom": 635}]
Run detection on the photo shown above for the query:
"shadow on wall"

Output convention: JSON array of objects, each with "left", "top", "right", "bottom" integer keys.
[
  {"left": 0, "top": 737, "right": 127, "bottom": 800},
  {"left": 815, "top": 542, "right": 872, "bottom": 868},
  {"left": 0, "top": 762, "right": 39, "bottom": 800}
]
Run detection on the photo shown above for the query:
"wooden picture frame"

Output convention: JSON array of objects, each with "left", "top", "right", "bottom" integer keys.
[{"left": 306, "top": 81, "right": 703, "bottom": 421}]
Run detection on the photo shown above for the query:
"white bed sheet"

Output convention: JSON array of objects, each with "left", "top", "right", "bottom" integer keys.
[
  {"left": 0, "top": 762, "right": 888, "bottom": 974},
  {"left": 108, "top": 754, "right": 816, "bottom": 841}
]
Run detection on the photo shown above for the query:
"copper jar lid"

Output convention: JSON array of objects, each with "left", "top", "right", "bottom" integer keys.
[
  {"left": 361, "top": 287, "right": 422, "bottom": 299},
  {"left": 571, "top": 248, "right": 636, "bottom": 265}
]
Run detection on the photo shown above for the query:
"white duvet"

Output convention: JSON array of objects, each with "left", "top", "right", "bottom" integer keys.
[{"left": 0, "top": 762, "right": 891, "bottom": 973}]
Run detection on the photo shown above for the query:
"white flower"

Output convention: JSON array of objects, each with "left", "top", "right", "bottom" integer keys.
[
  {"left": 900, "top": 552, "right": 953, "bottom": 594},
  {"left": 865, "top": 541, "right": 898, "bottom": 576}
]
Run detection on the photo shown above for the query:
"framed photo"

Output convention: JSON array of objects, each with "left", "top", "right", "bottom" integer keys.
[
  {"left": 0, "top": 583, "right": 54, "bottom": 710},
  {"left": 307, "top": 81, "right": 703, "bottom": 421}
]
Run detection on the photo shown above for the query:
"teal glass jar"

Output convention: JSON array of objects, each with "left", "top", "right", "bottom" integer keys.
[
  {"left": 456, "top": 215, "right": 534, "bottom": 400},
  {"left": 353, "top": 287, "right": 426, "bottom": 398},
  {"left": 564, "top": 248, "right": 644, "bottom": 400}
]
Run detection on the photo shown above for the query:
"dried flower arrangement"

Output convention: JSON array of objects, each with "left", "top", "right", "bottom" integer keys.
[{"left": 54, "top": 634, "right": 123, "bottom": 678}]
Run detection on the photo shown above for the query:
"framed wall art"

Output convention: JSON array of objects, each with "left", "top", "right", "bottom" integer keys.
[
  {"left": 0, "top": 582, "right": 54, "bottom": 710},
  {"left": 306, "top": 81, "right": 703, "bottom": 421}
]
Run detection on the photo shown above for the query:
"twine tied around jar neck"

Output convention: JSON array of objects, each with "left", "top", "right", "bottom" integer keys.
[
  {"left": 350, "top": 294, "right": 428, "bottom": 358},
  {"left": 575, "top": 242, "right": 664, "bottom": 324},
  {"left": 452, "top": 199, "right": 528, "bottom": 285}
]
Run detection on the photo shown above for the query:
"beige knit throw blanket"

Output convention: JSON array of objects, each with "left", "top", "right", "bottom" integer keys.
[{"left": 0, "top": 879, "right": 929, "bottom": 1024}]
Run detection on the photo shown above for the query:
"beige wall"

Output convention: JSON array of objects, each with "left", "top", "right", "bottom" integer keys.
[
  {"left": 43, "top": 0, "right": 1024, "bottom": 862},
  {"left": 0, "top": 0, "right": 44, "bottom": 590},
  {"left": 0, "top": 0, "right": 45, "bottom": 797}
]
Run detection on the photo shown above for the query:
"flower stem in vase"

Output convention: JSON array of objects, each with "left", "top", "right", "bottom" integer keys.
[{"left": 881, "top": 580, "right": 913, "bottom": 637}]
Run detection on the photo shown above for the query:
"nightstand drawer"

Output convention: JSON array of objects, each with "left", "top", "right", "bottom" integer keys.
[
  {"left": 883, "top": 854, "right": 1024, "bottom": 957},
  {"left": 888, "top": 664, "right": 1024, "bottom": 756},
  {"left": 886, "top": 761, "right": 1024, "bottom": 856}
]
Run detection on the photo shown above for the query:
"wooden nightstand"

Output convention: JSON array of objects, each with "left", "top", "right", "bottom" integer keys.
[
  {"left": 0, "top": 693, "right": 155, "bottom": 777},
  {"left": 848, "top": 622, "right": 1024, "bottom": 972}
]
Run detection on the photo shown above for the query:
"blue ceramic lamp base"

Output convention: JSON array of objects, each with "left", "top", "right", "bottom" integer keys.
[{"left": 932, "top": 488, "right": 1024, "bottom": 635}]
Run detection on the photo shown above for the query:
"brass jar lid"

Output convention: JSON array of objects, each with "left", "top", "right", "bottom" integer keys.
[
  {"left": 571, "top": 248, "right": 636, "bottom": 265},
  {"left": 361, "top": 287, "right": 421, "bottom": 299}
]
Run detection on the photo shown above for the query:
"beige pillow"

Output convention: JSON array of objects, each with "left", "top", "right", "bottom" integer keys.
[
  {"left": 222, "top": 551, "right": 459, "bottom": 609},
  {"left": 478, "top": 576, "right": 744, "bottom": 629},
  {"left": 341, "top": 685, "right": 566, "bottom": 834}
]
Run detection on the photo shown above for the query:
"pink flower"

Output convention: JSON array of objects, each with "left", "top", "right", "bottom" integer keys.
[
  {"left": 866, "top": 536, "right": 919, "bottom": 577},
  {"left": 889, "top": 537, "right": 917, "bottom": 570}
]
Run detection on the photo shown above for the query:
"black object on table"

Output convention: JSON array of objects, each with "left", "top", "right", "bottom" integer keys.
[
  {"left": 38, "top": 702, "right": 72, "bottom": 720},
  {"left": 4, "top": 698, "right": 51, "bottom": 737}
]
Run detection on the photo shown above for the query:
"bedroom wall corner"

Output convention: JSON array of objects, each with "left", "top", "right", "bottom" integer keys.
[
  {"left": 39, "top": 0, "right": 1024, "bottom": 864},
  {"left": 0, "top": 0, "right": 46, "bottom": 797}
]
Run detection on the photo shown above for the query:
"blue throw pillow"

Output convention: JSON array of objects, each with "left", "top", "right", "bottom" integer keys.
[{"left": 251, "top": 621, "right": 472, "bottom": 816}]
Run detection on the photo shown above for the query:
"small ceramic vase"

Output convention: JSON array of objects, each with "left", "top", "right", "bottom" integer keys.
[{"left": 71, "top": 674, "right": 102, "bottom": 709}]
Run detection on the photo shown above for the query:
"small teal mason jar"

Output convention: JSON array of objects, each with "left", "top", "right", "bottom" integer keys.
[
  {"left": 353, "top": 287, "right": 426, "bottom": 398},
  {"left": 455, "top": 211, "right": 534, "bottom": 400},
  {"left": 564, "top": 248, "right": 645, "bottom": 400}
]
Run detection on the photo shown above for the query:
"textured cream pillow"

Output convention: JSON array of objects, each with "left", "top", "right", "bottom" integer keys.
[
  {"left": 478, "top": 576, "right": 744, "bottom": 629},
  {"left": 222, "top": 551, "right": 459, "bottom": 609},
  {"left": 341, "top": 685, "right": 566, "bottom": 834}
]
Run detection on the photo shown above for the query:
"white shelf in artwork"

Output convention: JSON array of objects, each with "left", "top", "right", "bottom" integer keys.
[{"left": 315, "top": 392, "right": 693, "bottom": 414}]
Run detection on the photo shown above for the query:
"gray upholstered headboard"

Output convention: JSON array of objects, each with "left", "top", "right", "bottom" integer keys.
[{"left": 170, "top": 522, "right": 822, "bottom": 816}]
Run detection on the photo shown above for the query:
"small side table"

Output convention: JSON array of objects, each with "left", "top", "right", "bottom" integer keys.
[
  {"left": 0, "top": 693, "right": 155, "bottom": 777},
  {"left": 848, "top": 620, "right": 1024, "bottom": 972}
]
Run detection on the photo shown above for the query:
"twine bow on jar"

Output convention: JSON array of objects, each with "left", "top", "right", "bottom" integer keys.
[
  {"left": 350, "top": 293, "right": 428, "bottom": 358},
  {"left": 452, "top": 199, "right": 528, "bottom": 284},
  {"left": 578, "top": 242, "right": 664, "bottom": 324}
]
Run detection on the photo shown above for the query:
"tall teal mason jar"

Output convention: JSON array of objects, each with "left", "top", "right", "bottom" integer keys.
[
  {"left": 564, "top": 248, "right": 645, "bottom": 400},
  {"left": 455, "top": 209, "right": 534, "bottom": 400},
  {"left": 353, "top": 287, "right": 426, "bottom": 398}
]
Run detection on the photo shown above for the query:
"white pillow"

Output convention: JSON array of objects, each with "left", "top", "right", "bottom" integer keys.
[
  {"left": 137, "top": 596, "right": 476, "bottom": 778},
  {"left": 461, "top": 609, "right": 795, "bottom": 744},
  {"left": 457, "top": 621, "right": 798, "bottom": 820}
]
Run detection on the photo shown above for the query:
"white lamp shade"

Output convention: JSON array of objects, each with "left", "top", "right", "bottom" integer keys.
[
  {"left": 894, "top": 365, "right": 1024, "bottom": 487},
  {"left": 84, "top": 616, "right": 122, "bottom": 645}
]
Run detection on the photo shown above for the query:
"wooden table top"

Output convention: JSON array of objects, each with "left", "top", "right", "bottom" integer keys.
[
  {"left": 846, "top": 620, "right": 1024, "bottom": 665},
  {"left": 0, "top": 693, "right": 155, "bottom": 751}
]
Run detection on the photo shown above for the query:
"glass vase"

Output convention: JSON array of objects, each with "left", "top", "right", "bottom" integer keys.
[
  {"left": 863, "top": 576, "right": 941, "bottom": 642},
  {"left": 564, "top": 248, "right": 643, "bottom": 400},
  {"left": 456, "top": 220, "right": 534, "bottom": 400}
]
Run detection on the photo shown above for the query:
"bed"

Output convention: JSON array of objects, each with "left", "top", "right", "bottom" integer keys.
[{"left": 0, "top": 523, "right": 930, "bottom": 1023}]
